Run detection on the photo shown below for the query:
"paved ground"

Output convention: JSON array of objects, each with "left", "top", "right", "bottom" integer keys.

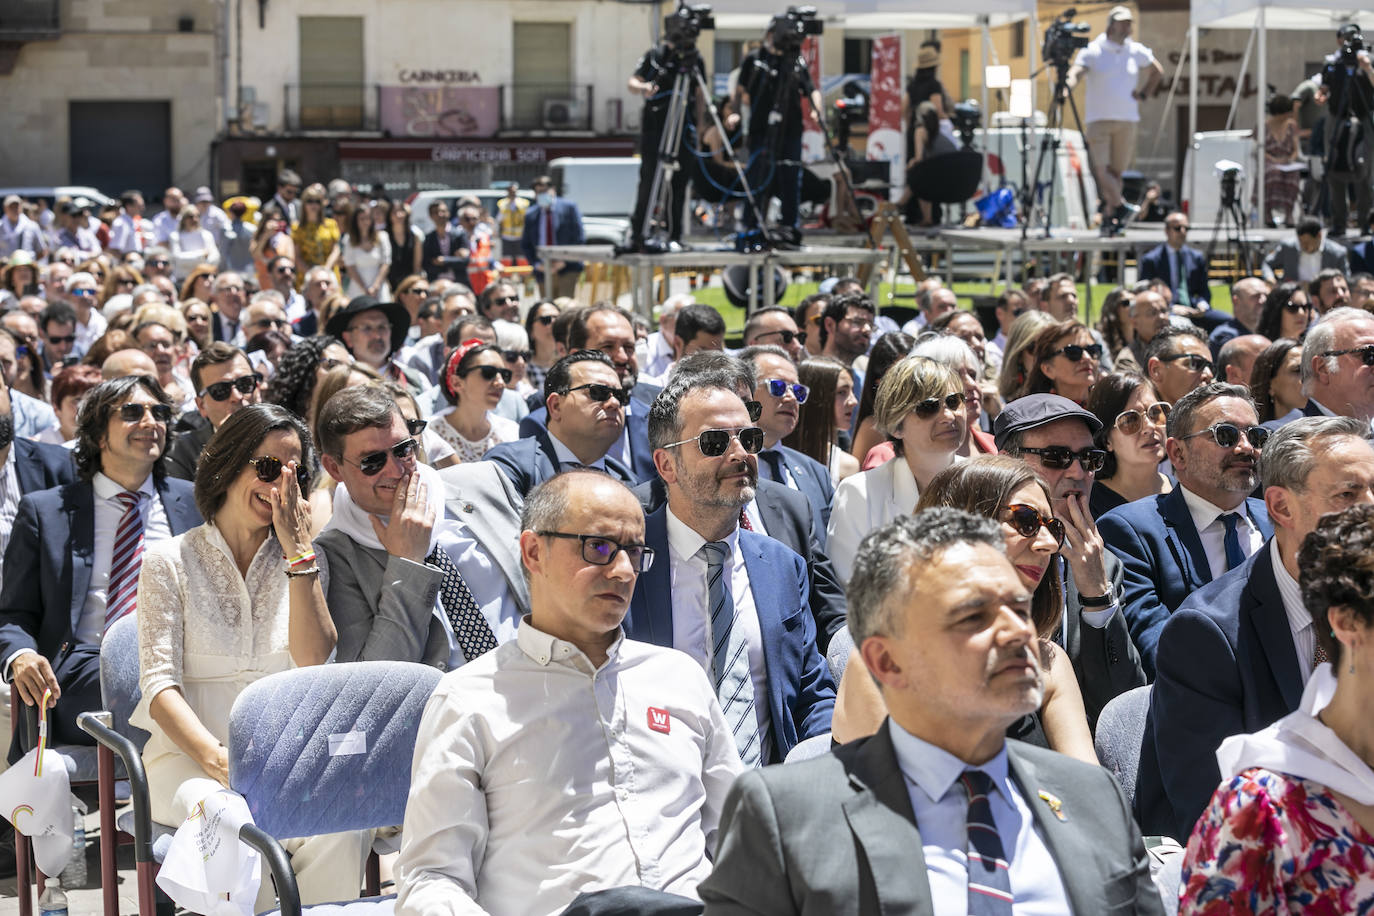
[{"left": 0, "top": 802, "right": 142, "bottom": 915}]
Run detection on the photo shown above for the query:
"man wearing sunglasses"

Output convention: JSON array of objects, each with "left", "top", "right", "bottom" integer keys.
[
  {"left": 240, "top": 296, "right": 293, "bottom": 346},
  {"left": 38, "top": 300, "right": 78, "bottom": 374},
  {"left": 1139, "top": 416, "right": 1374, "bottom": 840},
  {"left": 488, "top": 351, "right": 634, "bottom": 497},
  {"left": 1274, "top": 306, "right": 1374, "bottom": 428},
  {"left": 994, "top": 394, "right": 1145, "bottom": 726},
  {"left": 1144, "top": 325, "right": 1215, "bottom": 406},
  {"left": 62, "top": 269, "right": 107, "bottom": 355},
  {"left": 629, "top": 376, "right": 835, "bottom": 767},
  {"left": 315, "top": 386, "right": 528, "bottom": 670},
  {"left": 1099, "top": 383, "right": 1273, "bottom": 676},
  {"left": 1139, "top": 213, "right": 1215, "bottom": 315},
  {"left": 266, "top": 255, "right": 305, "bottom": 318},
  {"left": 0, "top": 376, "right": 200, "bottom": 764},
  {"left": 476, "top": 281, "right": 521, "bottom": 324},
  {"left": 742, "top": 306, "right": 806, "bottom": 363},
  {"left": 397, "top": 471, "right": 743, "bottom": 915},
  {"left": 165, "top": 343, "right": 262, "bottom": 481}
]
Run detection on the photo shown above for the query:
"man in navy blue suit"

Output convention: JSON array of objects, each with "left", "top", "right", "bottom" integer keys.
[
  {"left": 521, "top": 174, "right": 585, "bottom": 299},
  {"left": 1098, "top": 382, "right": 1273, "bottom": 676},
  {"left": 1137, "top": 212, "right": 1232, "bottom": 332},
  {"left": 1137, "top": 416, "right": 1374, "bottom": 839},
  {"left": 0, "top": 376, "right": 200, "bottom": 752},
  {"left": 626, "top": 373, "right": 835, "bottom": 765}
]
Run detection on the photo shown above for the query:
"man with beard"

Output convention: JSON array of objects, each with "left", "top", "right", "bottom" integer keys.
[
  {"left": 818, "top": 293, "right": 874, "bottom": 383},
  {"left": 1099, "top": 383, "right": 1273, "bottom": 674},
  {"left": 626, "top": 374, "right": 835, "bottom": 766},
  {"left": 326, "top": 295, "right": 429, "bottom": 394}
]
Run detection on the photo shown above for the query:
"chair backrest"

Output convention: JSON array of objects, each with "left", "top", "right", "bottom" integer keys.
[
  {"left": 1093, "top": 684, "right": 1152, "bottom": 809},
  {"left": 99, "top": 615, "right": 150, "bottom": 748},
  {"left": 908, "top": 150, "right": 985, "bottom": 204},
  {"left": 825, "top": 626, "right": 853, "bottom": 686},
  {"left": 228, "top": 661, "right": 443, "bottom": 839},
  {"left": 784, "top": 732, "right": 832, "bottom": 764}
]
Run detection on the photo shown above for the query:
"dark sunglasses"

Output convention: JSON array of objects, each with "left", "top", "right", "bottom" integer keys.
[
  {"left": 249, "top": 317, "right": 289, "bottom": 330},
  {"left": 118, "top": 402, "right": 173, "bottom": 423},
  {"left": 1001, "top": 503, "right": 1067, "bottom": 550},
  {"left": 745, "top": 399, "right": 763, "bottom": 423},
  {"left": 199, "top": 372, "right": 262, "bottom": 401},
  {"left": 535, "top": 314, "right": 556, "bottom": 326},
  {"left": 1182, "top": 423, "right": 1269, "bottom": 449},
  {"left": 1168, "top": 224, "right": 1189, "bottom": 233},
  {"left": 148, "top": 259, "right": 170, "bottom": 268},
  {"left": 762, "top": 378, "right": 809, "bottom": 402},
  {"left": 1163, "top": 353, "right": 1214, "bottom": 373},
  {"left": 1018, "top": 445, "right": 1107, "bottom": 472},
  {"left": 1050, "top": 343, "right": 1103, "bottom": 362},
  {"left": 47, "top": 335, "right": 76, "bottom": 345},
  {"left": 1283, "top": 300, "right": 1312, "bottom": 314},
  {"left": 1114, "top": 402, "right": 1171, "bottom": 435},
  {"left": 755, "top": 329, "right": 805, "bottom": 346},
  {"left": 493, "top": 295, "right": 519, "bottom": 304},
  {"left": 69, "top": 288, "right": 97, "bottom": 298},
  {"left": 663, "top": 426, "right": 765, "bottom": 457},
  {"left": 345, "top": 437, "right": 418, "bottom": 476},
  {"left": 536, "top": 531, "right": 655, "bottom": 572},
  {"left": 247, "top": 456, "right": 310, "bottom": 493},
  {"left": 460, "top": 365, "right": 513, "bottom": 383},
  {"left": 565, "top": 382, "right": 629, "bottom": 405},
  {"left": 1324, "top": 345, "right": 1374, "bottom": 366},
  {"left": 405, "top": 417, "right": 427, "bottom": 437},
  {"left": 913, "top": 391, "right": 966, "bottom": 419},
  {"left": 502, "top": 349, "right": 533, "bottom": 362},
  {"left": 275, "top": 266, "right": 296, "bottom": 276},
  {"left": 406, "top": 287, "right": 430, "bottom": 296}
]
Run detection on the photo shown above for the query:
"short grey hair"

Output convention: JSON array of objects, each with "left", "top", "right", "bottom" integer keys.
[
  {"left": 1260, "top": 415, "right": 1370, "bottom": 491},
  {"left": 492, "top": 319, "right": 529, "bottom": 351},
  {"left": 847, "top": 508, "right": 1004, "bottom": 647},
  {"left": 303, "top": 265, "right": 334, "bottom": 286},
  {"left": 251, "top": 289, "right": 285, "bottom": 307},
  {"left": 212, "top": 272, "right": 244, "bottom": 293},
  {"left": 1166, "top": 381, "right": 1254, "bottom": 440},
  {"left": 736, "top": 344, "right": 793, "bottom": 370},
  {"left": 64, "top": 272, "right": 96, "bottom": 293},
  {"left": 1302, "top": 307, "right": 1374, "bottom": 396},
  {"left": 911, "top": 333, "right": 978, "bottom": 374}
]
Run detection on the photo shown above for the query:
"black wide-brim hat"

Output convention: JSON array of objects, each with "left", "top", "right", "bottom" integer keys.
[{"left": 325, "top": 295, "right": 411, "bottom": 357}]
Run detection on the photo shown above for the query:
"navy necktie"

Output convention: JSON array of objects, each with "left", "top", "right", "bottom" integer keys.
[
  {"left": 758, "top": 449, "right": 786, "bottom": 484},
  {"left": 962, "top": 769, "right": 1013, "bottom": 914},
  {"left": 1220, "top": 512, "right": 1246, "bottom": 571}
]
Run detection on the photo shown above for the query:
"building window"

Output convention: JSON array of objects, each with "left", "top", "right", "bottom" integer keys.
[
  {"left": 1012, "top": 21, "right": 1026, "bottom": 59},
  {"left": 959, "top": 48, "right": 970, "bottom": 101},
  {"left": 297, "top": 16, "right": 364, "bottom": 130}
]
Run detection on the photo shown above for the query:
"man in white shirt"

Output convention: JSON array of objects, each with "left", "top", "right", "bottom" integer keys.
[
  {"left": 396, "top": 470, "right": 743, "bottom": 916},
  {"left": 151, "top": 187, "right": 185, "bottom": 244},
  {"left": 0, "top": 196, "right": 45, "bottom": 261},
  {"left": 108, "top": 190, "right": 150, "bottom": 256},
  {"left": 638, "top": 294, "right": 690, "bottom": 381},
  {"left": 1065, "top": 6, "right": 1162, "bottom": 231}
]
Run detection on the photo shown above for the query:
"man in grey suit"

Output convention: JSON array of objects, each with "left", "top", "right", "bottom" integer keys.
[
  {"left": 314, "top": 385, "right": 528, "bottom": 669},
  {"left": 1261, "top": 215, "right": 1350, "bottom": 284},
  {"left": 701, "top": 508, "right": 1163, "bottom": 916}
]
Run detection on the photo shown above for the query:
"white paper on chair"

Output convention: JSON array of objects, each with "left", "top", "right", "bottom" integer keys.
[
  {"left": 157, "top": 788, "right": 261, "bottom": 916},
  {"left": 0, "top": 748, "right": 73, "bottom": 875}
]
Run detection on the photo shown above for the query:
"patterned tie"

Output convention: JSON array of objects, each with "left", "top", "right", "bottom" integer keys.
[
  {"left": 1220, "top": 512, "right": 1246, "bottom": 572},
  {"left": 1313, "top": 634, "right": 1329, "bottom": 667},
  {"left": 737, "top": 509, "right": 754, "bottom": 531},
  {"left": 700, "top": 541, "right": 768, "bottom": 768},
  {"left": 105, "top": 491, "right": 145, "bottom": 631},
  {"left": 426, "top": 546, "right": 499, "bottom": 662},
  {"left": 961, "top": 769, "right": 1013, "bottom": 915}
]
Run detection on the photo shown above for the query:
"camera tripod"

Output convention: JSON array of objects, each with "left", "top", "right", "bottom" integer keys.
[
  {"left": 1021, "top": 59, "right": 1098, "bottom": 241},
  {"left": 1205, "top": 182, "right": 1253, "bottom": 279}
]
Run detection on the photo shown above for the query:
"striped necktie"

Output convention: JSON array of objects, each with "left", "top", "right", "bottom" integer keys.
[
  {"left": 105, "top": 491, "right": 145, "bottom": 632},
  {"left": 700, "top": 541, "right": 768, "bottom": 767},
  {"left": 962, "top": 769, "right": 1013, "bottom": 914}
]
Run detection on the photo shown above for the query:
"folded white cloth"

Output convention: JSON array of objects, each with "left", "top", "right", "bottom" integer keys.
[
  {"left": 157, "top": 788, "right": 261, "bottom": 916},
  {"left": 0, "top": 747, "right": 73, "bottom": 875}
]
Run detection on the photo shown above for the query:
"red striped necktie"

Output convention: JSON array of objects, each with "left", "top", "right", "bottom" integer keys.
[{"left": 105, "top": 491, "right": 145, "bottom": 632}]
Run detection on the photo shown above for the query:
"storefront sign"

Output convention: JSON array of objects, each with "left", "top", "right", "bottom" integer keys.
[
  {"left": 398, "top": 70, "right": 482, "bottom": 84},
  {"left": 378, "top": 86, "right": 500, "bottom": 137},
  {"left": 337, "top": 138, "right": 637, "bottom": 162}
]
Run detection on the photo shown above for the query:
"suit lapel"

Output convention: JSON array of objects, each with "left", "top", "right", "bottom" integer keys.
[
  {"left": 628, "top": 507, "right": 674, "bottom": 647},
  {"left": 156, "top": 479, "right": 198, "bottom": 534},
  {"left": 67, "top": 484, "right": 95, "bottom": 631},
  {"left": 13, "top": 441, "right": 37, "bottom": 494},
  {"left": 1006, "top": 745, "right": 1091, "bottom": 913},
  {"left": 1244, "top": 546, "right": 1304, "bottom": 709},
  {"left": 446, "top": 473, "right": 530, "bottom": 609},
  {"left": 1159, "top": 489, "right": 1210, "bottom": 589},
  {"left": 739, "top": 533, "right": 784, "bottom": 749}
]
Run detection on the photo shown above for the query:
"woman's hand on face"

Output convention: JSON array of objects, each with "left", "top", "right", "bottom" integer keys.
[{"left": 269, "top": 459, "right": 313, "bottom": 556}]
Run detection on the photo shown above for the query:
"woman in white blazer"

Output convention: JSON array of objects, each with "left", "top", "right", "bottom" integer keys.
[{"left": 827, "top": 356, "right": 966, "bottom": 583}]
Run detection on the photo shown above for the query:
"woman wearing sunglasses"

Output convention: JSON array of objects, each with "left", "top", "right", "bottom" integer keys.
[
  {"left": 291, "top": 185, "right": 342, "bottom": 285},
  {"left": 782, "top": 357, "right": 860, "bottom": 485},
  {"left": 429, "top": 338, "right": 518, "bottom": 463},
  {"left": 1026, "top": 319, "right": 1103, "bottom": 405},
  {"left": 1086, "top": 372, "right": 1175, "bottom": 519},
  {"left": 831, "top": 456, "right": 1098, "bottom": 764},
  {"left": 1249, "top": 337, "right": 1309, "bottom": 423},
  {"left": 524, "top": 299, "right": 562, "bottom": 396},
  {"left": 826, "top": 356, "right": 966, "bottom": 583},
  {"left": 132, "top": 404, "right": 369, "bottom": 908},
  {"left": 1256, "top": 281, "right": 1314, "bottom": 342}
]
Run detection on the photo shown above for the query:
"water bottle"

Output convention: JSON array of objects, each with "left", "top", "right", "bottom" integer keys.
[
  {"left": 38, "top": 876, "right": 68, "bottom": 916},
  {"left": 61, "top": 796, "right": 87, "bottom": 887}
]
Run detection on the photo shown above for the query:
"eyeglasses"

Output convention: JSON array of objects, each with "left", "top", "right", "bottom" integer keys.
[
  {"left": 405, "top": 417, "right": 427, "bottom": 438},
  {"left": 761, "top": 378, "right": 809, "bottom": 402},
  {"left": 745, "top": 399, "right": 763, "bottom": 423},
  {"left": 217, "top": 284, "right": 246, "bottom": 294},
  {"left": 460, "top": 365, "right": 513, "bottom": 383},
  {"left": 501, "top": 349, "right": 532, "bottom": 362},
  {"left": 407, "top": 287, "right": 430, "bottom": 296},
  {"left": 663, "top": 426, "right": 765, "bottom": 457},
  {"left": 318, "top": 356, "right": 353, "bottom": 372},
  {"left": 535, "top": 314, "right": 556, "bottom": 326},
  {"left": 1283, "top": 300, "right": 1312, "bottom": 314},
  {"left": 1162, "top": 353, "right": 1214, "bottom": 374},
  {"left": 841, "top": 313, "right": 874, "bottom": 330},
  {"left": 247, "top": 456, "right": 310, "bottom": 493},
  {"left": 199, "top": 372, "right": 262, "bottom": 401},
  {"left": 349, "top": 322, "right": 392, "bottom": 337},
  {"left": 1168, "top": 224, "right": 1189, "bottom": 233},
  {"left": 69, "top": 288, "right": 96, "bottom": 298},
  {"left": 46, "top": 335, "right": 76, "bottom": 345},
  {"left": 1182, "top": 423, "right": 1269, "bottom": 449},
  {"left": 1000, "top": 504, "right": 1067, "bottom": 550},
  {"left": 535, "top": 531, "right": 655, "bottom": 572},
  {"left": 913, "top": 391, "right": 966, "bottom": 419},
  {"left": 249, "top": 317, "right": 289, "bottom": 330},
  {"left": 754, "top": 329, "right": 805, "bottom": 347},
  {"left": 148, "top": 259, "right": 170, "bottom": 268},
  {"left": 492, "top": 295, "right": 519, "bottom": 305},
  {"left": 564, "top": 382, "right": 629, "bottom": 404},
  {"left": 1017, "top": 445, "right": 1107, "bottom": 472},
  {"left": 1049, "top": 343, "right": 1103, "bottom": 361},
  {"left": 344, "top": 437, "right": 418, "bottom": 476},
  {"left": 117, "top": 402, "right": 173, "bottom": 424},
  {"left": 1114, "top": 402, "right": 1171, "bottom": 435},
  {"left": 1323, "top": 345, "right": 1374, "bottom": 366},
  {"left": 274, "top": 266, "right": 295, "bottom": 276}
]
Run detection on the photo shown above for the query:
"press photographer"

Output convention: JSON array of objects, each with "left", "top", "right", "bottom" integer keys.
[{"left": 1320, "top": 23, "right": 1374, "bottom": 236}]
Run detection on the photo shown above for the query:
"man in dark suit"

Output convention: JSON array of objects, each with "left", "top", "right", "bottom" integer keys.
[
  {"left": 1099, "top": 382, "right": 1274, "bottom": 676},
  {"left": 1260, "top": 215, "right": 1351, "bottom": 284},
  {"left": 1265, "top": 307, "right": 1374, "bottom": 430},
  {"left": 521, "top": 174, "right": 585, "bottom": 299},
  {"left": 209, "top": 272, "right": 247, "bottom": 343},
  {"left": 420, "top": 200, "right": 468, "bottom": 283},
  {"left": 738, "top": 345, "right": 835, "bottom": 544},
  {"left": 1138, "top": 212, "right": 1229, "bottom": 331},
  {"left": 626, "top": 374, "right": 834, "bottom": 765},
  {"left": 488, "top": 351, "right": 633, "bottom": 495},
  {"left": 165, "top": 343, "right": 262, "bottom": 481},
  {"left": 700, "top": 507, "right": 1163, "bottom": 915},
  {"left": 521, "top": 305, "right": 659, "bottom": 482},
  {"left": 995, "top": 393, "right": 1145, "bottom": 727},
  {"left": 1138, "top": 416, "right": 1374, "bottom": 839},
  {"left": 0, "top": 376, "right": 200, "bottom": 751}
]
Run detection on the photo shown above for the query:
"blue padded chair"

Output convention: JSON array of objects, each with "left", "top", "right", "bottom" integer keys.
[
  {"left": 227, "top": 661, "right": 443, "bottom": 916},
  {"left": 1093, "top": 684, "right": 1152, "bottom": 811},
  {"left": 784, "top": 733, "right": 832, "bottom": 763}
]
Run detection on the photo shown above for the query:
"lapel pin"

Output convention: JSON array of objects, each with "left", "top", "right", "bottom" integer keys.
[
  {"left": 1038, "top": 790, "right": 1066, "bottom": 821},
  {"left": 460, "top": 501, "right": 474, "bottom": 513}
]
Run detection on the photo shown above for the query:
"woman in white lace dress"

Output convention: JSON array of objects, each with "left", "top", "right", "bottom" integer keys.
[
  {"left": 426, "top": 338, "right": 519, "bottom": 463},
  {"left": 131, "top": 404, "right": 368, "bottom": 908},
  {"left": 340, "top": 205, "right": 392, "bottom": 300}
]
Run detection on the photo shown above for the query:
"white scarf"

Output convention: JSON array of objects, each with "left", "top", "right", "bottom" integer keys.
[
  {"left": 322, "top": 459, "right": 448, "bottom": 557},
  {"left": 1216, "top": 663, "right": 1374, "bottom": 804}
]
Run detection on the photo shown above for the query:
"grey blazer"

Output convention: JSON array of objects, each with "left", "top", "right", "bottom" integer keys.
[
  {"left": 315, "top": 462, "right": 529, "bottom": 669},
  {"left": 700, "top": 724, "right": 1164, "bottom": 916},
  {"left": 1261, "top": 237, "right": 1350, "bottom": 282}
]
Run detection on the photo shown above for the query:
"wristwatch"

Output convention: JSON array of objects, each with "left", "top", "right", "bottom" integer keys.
[{"left": 1077, "top": 590, "right": 1115, "bottom": 608}]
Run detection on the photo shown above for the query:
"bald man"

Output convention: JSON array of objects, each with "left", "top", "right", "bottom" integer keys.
[
  {"left": 1216, "top": 334, "right": 1270, "bottom": 388},
  {"left": 101, "top": 349, "right": 159, "bottom": 379}
]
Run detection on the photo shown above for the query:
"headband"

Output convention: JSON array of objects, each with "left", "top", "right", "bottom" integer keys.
[{"left": 442, "top": 338, "right": 489, "bottom": 400}]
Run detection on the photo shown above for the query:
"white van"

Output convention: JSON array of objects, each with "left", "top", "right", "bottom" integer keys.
[{"left": 548, "top": 157, "right": 640, "bottom": 220}]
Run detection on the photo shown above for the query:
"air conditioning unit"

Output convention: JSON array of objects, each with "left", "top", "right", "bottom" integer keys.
[{"left": 542, "top": 98, "right": 586, "bottom": 129}]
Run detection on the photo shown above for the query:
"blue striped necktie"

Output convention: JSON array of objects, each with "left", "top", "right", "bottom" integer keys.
[
  {"left": 962, "top": 769, "right": 1013, "bottom": 914},
  {"left": 700, "top": 541, "right": 768, "bottom": 767}
]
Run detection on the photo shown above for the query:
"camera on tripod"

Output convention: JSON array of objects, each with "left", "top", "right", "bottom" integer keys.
[
  {"left": 1339, "top": 24, "right": 1366, "bottom": 67},
  {"left": 1215, "top": 159, "right": 1244, "bottom": 208},
  {"left": 768, "top": 6, "right": 823, "bottom": 55},
  {"left": 1043, "top": 9, "right": 1091, "bottom": 68},
  {"left": 951, "top": 100, "right": 982, "bottom": 150},
  {"left": 664, "top": 2, "right": 714, "bottom": 54}
]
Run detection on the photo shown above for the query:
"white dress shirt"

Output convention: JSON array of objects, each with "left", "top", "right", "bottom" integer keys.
[
  {"left": 1270, "top": 538, "right": 1316, "bottom": 682},
  {"left": 394, "top": 620, "right": 744, "bottom": 916},
  {"left": 888, "top": 720, "right": 1072, "bottom": 916},
  {"left": 74, "top": 308, "right": 107, "bottom": 357},
  {"left": 1178, "top": 485, "right": 1264, "bottom": 583},
  {"left": 1297, "top": 248, "right": 1322, "bottom": 283},
  {"left": 0, "top": 445, "right": 20, "bottom": 593}
]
